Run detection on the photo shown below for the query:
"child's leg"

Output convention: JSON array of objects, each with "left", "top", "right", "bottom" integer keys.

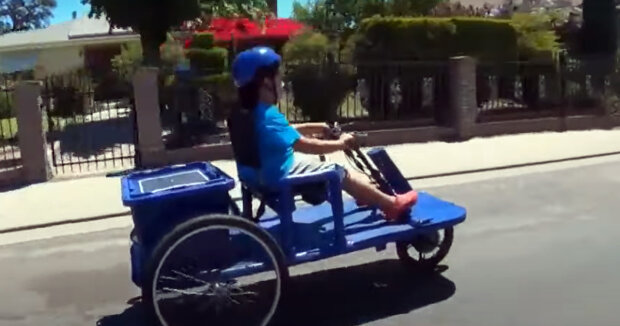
[
  {"left": 342, "top": 169, "right": 418, "bottom": 221},
  {"left": 342, "top": 170, "right": 394, "bottom": 208}
]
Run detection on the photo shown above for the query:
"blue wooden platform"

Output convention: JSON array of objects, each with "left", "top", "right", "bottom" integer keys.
[{"left": 257, "top": 191, "right": 467, "bottom": 266}]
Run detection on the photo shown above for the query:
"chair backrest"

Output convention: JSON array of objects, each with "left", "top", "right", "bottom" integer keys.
[{"left": 227, "top": 108, "right": 260, "bottom": 169}]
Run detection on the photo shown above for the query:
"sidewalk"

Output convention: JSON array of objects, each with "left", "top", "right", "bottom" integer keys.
[{"left": 1, "top": 129, "right": 619, "bottom": 233}]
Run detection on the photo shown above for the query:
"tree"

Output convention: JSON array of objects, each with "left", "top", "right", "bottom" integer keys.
[
  {"left": 0, "top": 0, "right": 57, "bottom": 34},
  {"left": 267, "top": 0, "right": 276, "bottom": 15},
  {"left": 581, "top": 0, "right": 617, "bottom": 96},
  {"left": 293, "top": 0, "right": 445, "bottom": 36},
  {"left": 83, "top": 0, "right": 201, "bottom": 66},
  {"left": 184, "top": 0, "right": 270, "bottom": 31},
  {"left": 83, "top": 0, "right": 271, "bottom": 66},
  {"left": 198, "top": 0, "right": 268, "bottom": 19},
  {"left": 581, "top": 0, "right": 617, "bottom": 55}
]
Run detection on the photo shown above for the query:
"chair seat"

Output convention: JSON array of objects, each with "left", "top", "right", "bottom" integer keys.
[
  {"left": 241, "top": 179, "right": 328, "bottom": 209},
  {"left": 239, "top": 168, "right": 344, "bottom": 221}
]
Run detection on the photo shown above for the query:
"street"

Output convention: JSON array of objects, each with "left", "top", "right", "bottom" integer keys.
[{"left": 1, "top": 157, "right": 619, "bottom": 326}]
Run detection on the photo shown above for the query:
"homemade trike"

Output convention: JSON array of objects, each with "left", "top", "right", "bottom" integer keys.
[{"left": 121, "top": 124, "right": 467, "bottom": 326}]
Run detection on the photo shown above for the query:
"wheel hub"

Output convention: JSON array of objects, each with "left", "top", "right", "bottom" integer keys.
[{"left": 411, "top": 231, "right": 441, "bottom": 254}]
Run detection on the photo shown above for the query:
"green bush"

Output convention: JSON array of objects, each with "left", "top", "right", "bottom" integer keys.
[
  {"left": 353, "top": 16, "right": 519, "bottom": 62},
  {"left": 511, "top": 13, "right": 560, "bottom": 61},
  {"left": 190, "top": 32, "right": 215, "bottom": 49},
  {"left": 283, "top": 31, "right": 353, "bottom": 121},
  {"left": 51, "top": 85, "right": 85, "bottom": 118},
  {"left": 282, "top": 30, "right": 333, "bottom": 64},
  {"left": 186, "top": 47, "right": 229, "bottom": 72},
  {"left": 287, "top": 63, "right": 354, "bottom": 121},
  {"left": 111, "top": 42, "right": 143, "bottom": 83},
  {"left": 0, "top": 92, "right": 13, "bottom": 119}
]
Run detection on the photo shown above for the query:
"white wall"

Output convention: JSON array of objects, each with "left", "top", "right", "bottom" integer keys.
[
  {"left": 34, "top": 46, "right": 84, "bottom": 78},
  {"left": 0, "top": 46, "right": 84, "bottom": 77}
]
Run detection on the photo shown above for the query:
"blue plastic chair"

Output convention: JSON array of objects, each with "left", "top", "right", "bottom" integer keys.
[{"left": 239, "top": 168, "right": 348, "bottom": 257}]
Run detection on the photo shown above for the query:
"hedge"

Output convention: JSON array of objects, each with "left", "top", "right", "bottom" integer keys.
[
  {"left": 190, "top": 32, "right": 215, "bottom": 49},
  {"left": 352, "top": 16, "right": 519, "bottom": 62},
  {"left": 186, "top": 47, "right": 229, "bottom": 72}
]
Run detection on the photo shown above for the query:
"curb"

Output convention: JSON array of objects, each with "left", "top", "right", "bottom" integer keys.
[{"left": 3, "top": 150, "right": 620, "bottom": 235}]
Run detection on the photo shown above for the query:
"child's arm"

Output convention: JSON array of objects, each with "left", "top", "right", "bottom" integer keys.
[
  {"left": 293, "top": 134, "right": 355, "bottom": 155},
  {"left": 293, "top": 136, "right": 346, "bottom": 155},
  {"left": 292, "top": 122, "right": 330, "bottom": 137}
]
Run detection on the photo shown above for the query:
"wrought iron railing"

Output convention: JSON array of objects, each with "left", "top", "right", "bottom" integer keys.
[
  {"left": 0, "top": 74, "right": 21, "bottom": 171},
  {"left": 41, "top": 72, "right": 137, "bottom": 175}
]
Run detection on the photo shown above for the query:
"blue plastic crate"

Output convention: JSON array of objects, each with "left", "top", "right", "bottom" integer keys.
[{"left": 121, "top": 162, "right": 236, "bottom": 248}]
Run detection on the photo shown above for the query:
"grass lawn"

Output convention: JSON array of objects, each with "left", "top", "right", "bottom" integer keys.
[
  {"left": 0, "top": 116, "right": 70, "bottom": 141},
  {"left": 0, "top": 118, "right": 17, "bottom": 140}
]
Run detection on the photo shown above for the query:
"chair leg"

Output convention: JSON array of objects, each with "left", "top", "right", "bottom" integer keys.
[{"left": 241, "top": 186, "right": 253, "bottom": 220}]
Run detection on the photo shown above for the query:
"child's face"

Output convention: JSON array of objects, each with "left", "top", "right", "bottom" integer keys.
[{"left": 261, "top": 71, "right": 284, "bottom": 104}]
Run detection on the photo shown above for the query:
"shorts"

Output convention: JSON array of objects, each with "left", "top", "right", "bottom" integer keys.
[
  {"left": 288, "top": 157, "right": 347, "bottom": 181},
  {"left": 288, "top": 157, "right": 347, "bottom": 205}
]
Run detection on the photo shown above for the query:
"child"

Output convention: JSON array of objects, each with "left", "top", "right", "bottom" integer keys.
[{"left": 228, "top": 47, "right": 418, "bottom": 222}]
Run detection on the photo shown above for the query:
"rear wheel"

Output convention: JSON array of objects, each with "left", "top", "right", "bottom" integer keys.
[
  {"left": 143, "top": 214, "right": 289, "bottom": 326},
  {"left": 396, "top": 227, "right": 454, "bottom": 271}
]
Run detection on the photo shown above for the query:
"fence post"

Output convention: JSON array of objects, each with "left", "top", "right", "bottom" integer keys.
[
  {"left": 449, "top": 56, "right": 477, "bottom": 140},
  {"left": 133, "top": 67, "right": 165, "bottom": 167},
  {"left": 15, "top": 81, "right": 52, "bottom": 183}
]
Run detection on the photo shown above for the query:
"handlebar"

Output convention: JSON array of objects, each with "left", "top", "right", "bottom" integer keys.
[
  {"left": 324, "top": 121, "right": 394, "bottom": 195},
  {"left": 325, "top": 122, "right": 366, "bottom": 145}
]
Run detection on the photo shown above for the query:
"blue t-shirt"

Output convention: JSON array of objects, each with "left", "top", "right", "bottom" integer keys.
[{"left": 237, "top": 102, "right": 301, "bottom": 188}]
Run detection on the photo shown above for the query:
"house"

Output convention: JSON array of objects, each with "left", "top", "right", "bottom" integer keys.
[{"left": 0, "top": 14, "right": 139, "bottom": 78}]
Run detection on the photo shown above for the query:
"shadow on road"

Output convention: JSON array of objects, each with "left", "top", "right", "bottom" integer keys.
[{"left": 96, "top": 259, "right": 456, "bottom": 326}]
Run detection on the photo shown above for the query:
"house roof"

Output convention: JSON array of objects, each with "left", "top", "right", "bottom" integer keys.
[{"left": 0, "top": 15, "right": 138, "bottom": 53}]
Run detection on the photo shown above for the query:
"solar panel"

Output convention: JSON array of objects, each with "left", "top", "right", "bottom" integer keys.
[{"left": 138, "top": 170, "right": 211, "bottom": 194}]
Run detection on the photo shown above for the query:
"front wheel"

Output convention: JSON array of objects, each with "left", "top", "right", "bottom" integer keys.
[
  {"left": 396, "top": 227, "right": 454, "bottom": 271},
  {"left": 143, "top": 214, "right": 289, "bottom": 326}
]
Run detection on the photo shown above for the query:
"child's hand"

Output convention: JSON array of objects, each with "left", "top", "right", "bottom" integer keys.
[{"left": 340, "top": 133, "right": 357, "bottom": 150}]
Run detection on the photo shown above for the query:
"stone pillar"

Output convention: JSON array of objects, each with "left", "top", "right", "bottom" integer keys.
[
  {"left": 15, "top": 81, "right": 52, "bottom": 183},
  {"left": 449, "top": 56, "right": 478, "bottom": 140},
  {"left": 133, "top": 68, "right": 165, "bottom": 167}
]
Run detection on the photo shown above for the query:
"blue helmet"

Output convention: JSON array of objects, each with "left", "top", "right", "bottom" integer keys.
[{"left": 232, "top": 46, "right": 282, "bottom": 88}]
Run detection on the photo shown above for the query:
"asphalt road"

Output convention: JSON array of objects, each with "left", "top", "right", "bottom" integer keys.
[{"left": 1, "top": 158, "right": 619, "bottom": 326}]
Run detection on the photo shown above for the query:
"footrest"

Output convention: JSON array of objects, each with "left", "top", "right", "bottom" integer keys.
[{"left": 344, "top": 192, "right": 466, "bottom": 251}]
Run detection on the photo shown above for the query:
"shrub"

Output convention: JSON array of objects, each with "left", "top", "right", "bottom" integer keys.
[
  {"left": 352, "top": 16, "right": 519, "bottom": 62},
  {"left": 111, "top": 42, "right": 143, "bottom": 83},
  {"left": 186, "top": 47, "right": 229, "bottom": 72},
  {"left": 51, "top": 85, "right": 85, "bottom": 118},
  {"left": 287, "top": 63, "right": 354, "bottom": 121},
  {"left": 112, "top": 34, "right": 186, "bottom": 82},
  {"left": 282, "top": 30, "right": 333, "bottom": 65},
  {"left": 512, "top": 13, "right": 560, "bottom": 61},
  {"left": 283, "top": 31, "right": 353, "bottom": 121},
  {"left": 190, "top": 32, "right": 215, "bottom": 49}
]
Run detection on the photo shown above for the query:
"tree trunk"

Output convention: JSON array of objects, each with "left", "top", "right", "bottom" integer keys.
[
  {"left": 267, "top": 0, "right": 277, "bottom": 16},
  {"left": 139, "top": 27, "right": 166, "bottom": 67}
]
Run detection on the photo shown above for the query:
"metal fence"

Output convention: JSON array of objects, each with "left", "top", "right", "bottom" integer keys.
[
  {"left": 476, "top": 58, "right": 616, "bottom": 122},
  {"left": 161, "top": 61, "right": 451, "bottom": 148},
  {"left": 41, "top": 73, "right": 138, "bottom": 175},
  {"left": 0, "top": 74, "right": 21, "bottom": 171},
  {"left": 280, "top": 61, "right": 450, "bottom": 125}
]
